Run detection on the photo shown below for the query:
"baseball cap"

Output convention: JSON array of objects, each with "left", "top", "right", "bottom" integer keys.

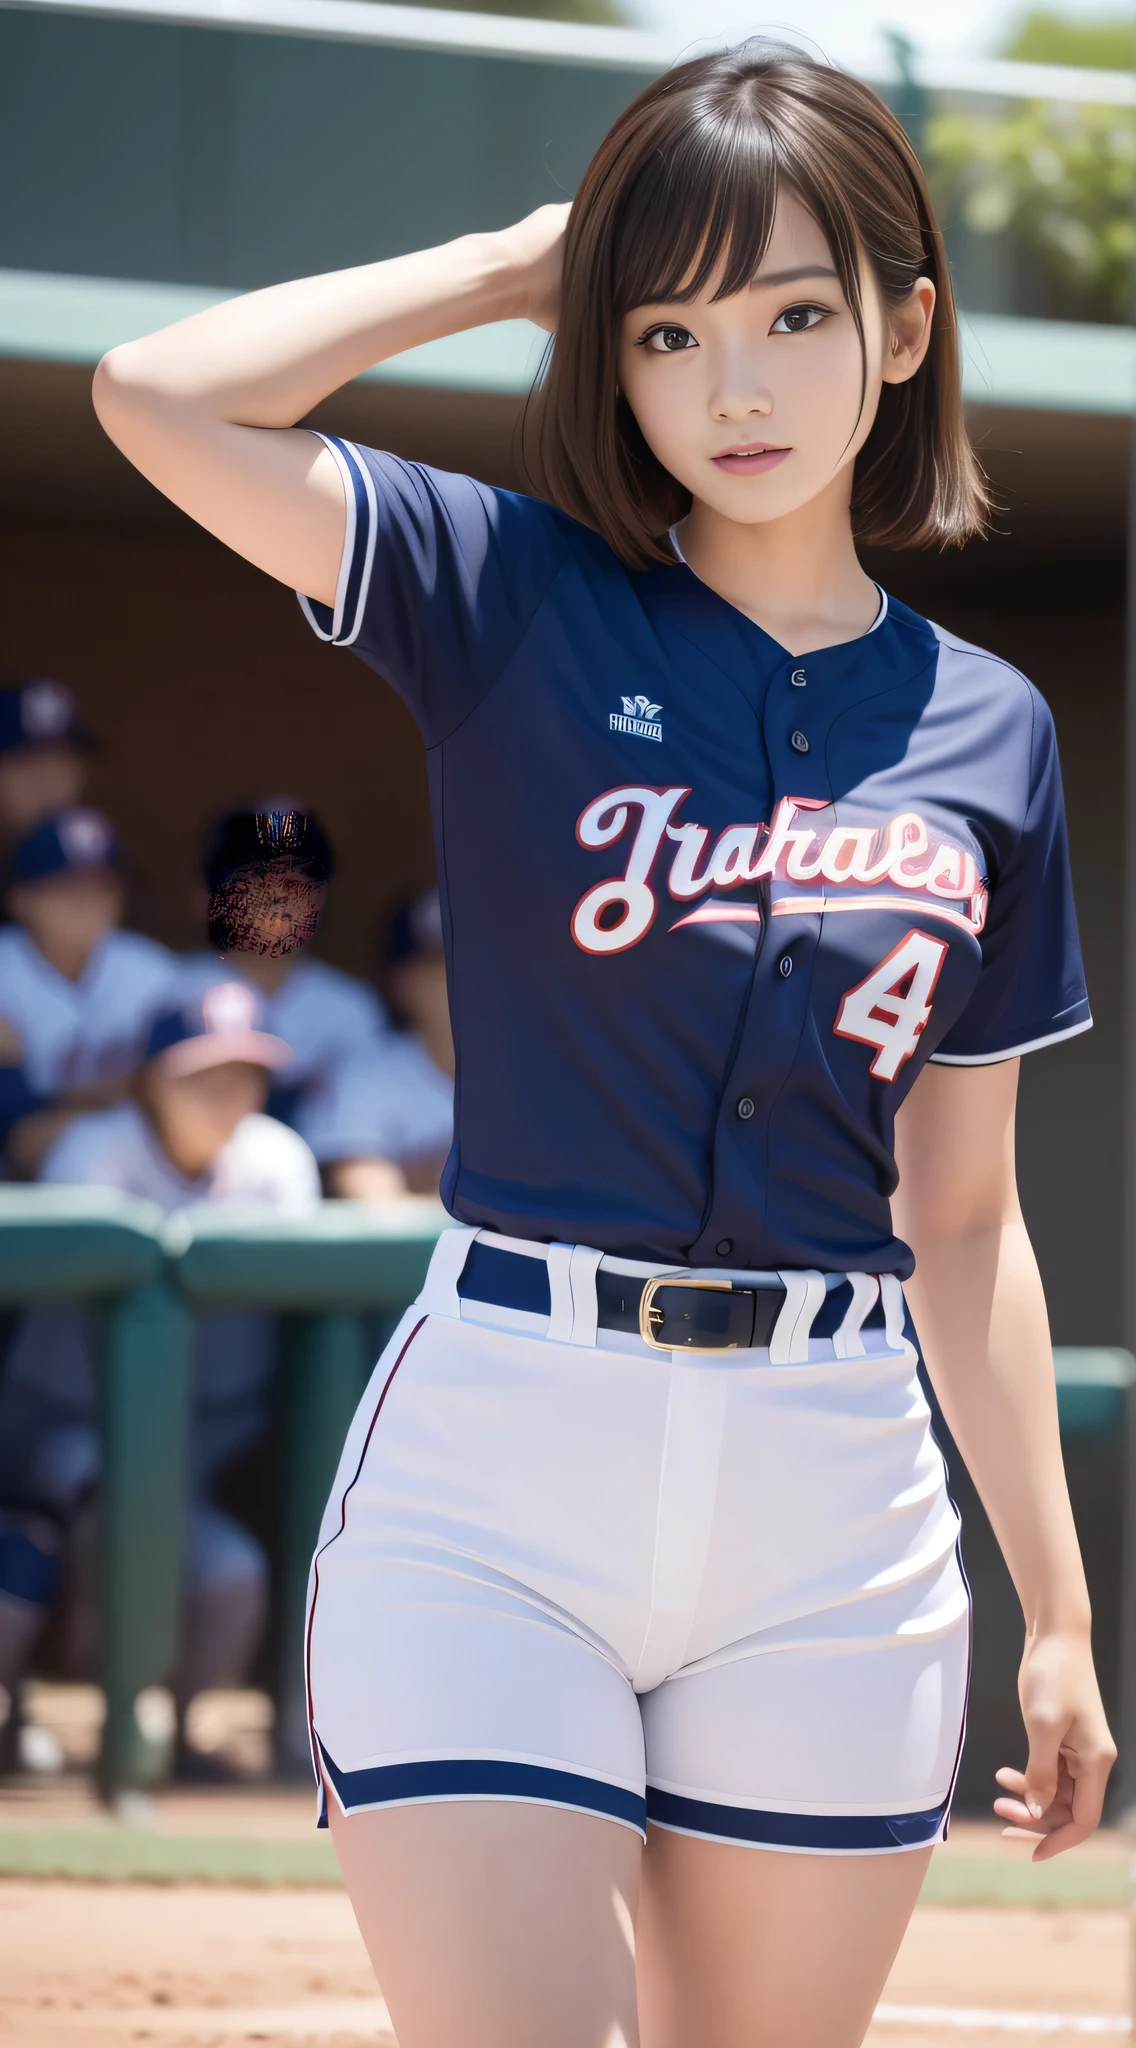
[
  {"left": 202, "top": 803, "right": 335, "bottom": 888},
  {"left": 384, "top": 889, "right": 444, "bottom": 966},
  {"left": 10, "top": 808, "right": 119, "bottom": 886},
  {"left": 0, "top": 680, "right": 94, "bottom": 758},
  {"left": 144, "top": 982, "right": 292, "bottom": 1079}
]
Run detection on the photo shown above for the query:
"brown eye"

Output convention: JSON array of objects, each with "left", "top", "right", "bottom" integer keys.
[
  {"left": 771, "top": 304, "right": 827, "bottom": 335},
  {"left": 644, "top": 325, "right": 697, "bottom": 353}
]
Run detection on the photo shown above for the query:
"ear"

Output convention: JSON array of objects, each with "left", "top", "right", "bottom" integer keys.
[{"left": 881, "top": 277, "right": 936, "bottom": 387}]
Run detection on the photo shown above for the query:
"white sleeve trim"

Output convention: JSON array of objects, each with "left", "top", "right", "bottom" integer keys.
[
  {"left": 295, "top": 433, "right": 378, "bottom": 648},
  {"left": 929, "top": 1015, "right": 1093, "bottom": 1065}
]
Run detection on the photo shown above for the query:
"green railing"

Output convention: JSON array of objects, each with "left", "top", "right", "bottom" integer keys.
[
  {"left": 0, "top": 1186, "right": 1129, "bottom": 1800},
  {"left": 0, "top": 1187, "right": 445, "bottom": 1800}
]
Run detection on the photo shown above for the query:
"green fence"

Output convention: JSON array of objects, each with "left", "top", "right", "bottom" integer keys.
[
  {"left": 0, "top": 1185, "right": 1129, "bottom": 1800},
  {"left": 0, "top": 1186, "right": 444, "bottom": 1798}
]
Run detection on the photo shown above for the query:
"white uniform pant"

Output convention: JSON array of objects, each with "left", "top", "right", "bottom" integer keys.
[{"left": 307, "top": 1229, "right": 970, "bottom": 1853}]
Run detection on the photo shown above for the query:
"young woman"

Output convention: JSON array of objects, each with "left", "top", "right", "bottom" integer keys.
[{"left": 93, "top": 44, "right": 1115, "bottom": 2048}]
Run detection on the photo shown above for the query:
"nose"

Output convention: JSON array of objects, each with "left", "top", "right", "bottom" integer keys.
[{"left": 710, "top": 348, "right": 773, "bottom": 423}]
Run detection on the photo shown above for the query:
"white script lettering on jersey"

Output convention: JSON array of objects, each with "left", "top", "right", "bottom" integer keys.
[{"left": 571, "top": 789, "right": 988, "bottom": 956}]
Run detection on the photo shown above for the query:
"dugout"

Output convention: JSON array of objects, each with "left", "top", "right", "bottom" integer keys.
[{"left": 0, "top": 0, "right": 1133, "bottom": 1803}]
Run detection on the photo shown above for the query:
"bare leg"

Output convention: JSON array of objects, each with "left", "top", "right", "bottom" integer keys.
[
  {"left": 329, "top": 1798, "right": 642, "bottom": 2048},
  {"left": 637, "top": 1825, "right": 930, "bottom": 2048}
]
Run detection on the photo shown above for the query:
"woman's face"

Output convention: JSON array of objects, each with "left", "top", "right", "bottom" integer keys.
[{"left": 617, "top": 190, "right": 932, "bottom": 532}]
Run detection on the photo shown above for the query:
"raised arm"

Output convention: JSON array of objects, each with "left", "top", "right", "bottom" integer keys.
[
  {"left": 892, "top": 1058, "right": 1114, "bottom": 1856},
  {"left": 91, "top": 206, "right": 568, "bottom": 606}
]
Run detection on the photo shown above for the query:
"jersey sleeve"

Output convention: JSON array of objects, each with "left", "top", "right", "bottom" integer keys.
[
  {"left": 296, "top": 438, "right": 571, "bottom": 745},
  {"left": 930, "top": 694, "right": 1091, "bottom": 1065}
]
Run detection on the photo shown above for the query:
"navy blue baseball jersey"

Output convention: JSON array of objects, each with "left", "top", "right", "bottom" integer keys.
[{"left": 299, "top": 436, "right": 1090, "bottom": 1277}]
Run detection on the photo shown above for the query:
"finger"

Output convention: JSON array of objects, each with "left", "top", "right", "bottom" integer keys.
[
  {"left": 993, "top": 1796, "right": 1036, "bottom": 1825},
  {"left": 1023, "top": 1718, "right": 1062, "bottom": 1820},
  {"left": 1001, "top": 1824, "right": 1044, "bottom": 1842},
  {"left": 994, "top": 1796, "right": 1065, "bottom": 1834},
  {"left": 1031, "top": 1817, "right": 1095, "bottom": 1863},
  {"left": 994, "top": 1767, "right": 1027, "bottom": 1795},
  {"left": 1068, "top": 1747, "right": 1114, "bottom": 1836}
]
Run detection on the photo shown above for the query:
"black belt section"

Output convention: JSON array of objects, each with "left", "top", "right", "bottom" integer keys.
[
  {"left": 596, "top": 1270, "right": 786, "bottom": 1349},
  {"left": 457, "top": 1239, "right": 787, "bottom": 1351}
]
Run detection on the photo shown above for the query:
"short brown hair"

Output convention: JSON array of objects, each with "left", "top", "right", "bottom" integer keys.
[{"left": 530, "top": 43, "right": 990, "bottom": 569}]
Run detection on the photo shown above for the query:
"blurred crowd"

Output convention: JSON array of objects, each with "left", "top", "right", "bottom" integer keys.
[{"left": 0, "top": 677, "right": 454, "bottom": 1780}]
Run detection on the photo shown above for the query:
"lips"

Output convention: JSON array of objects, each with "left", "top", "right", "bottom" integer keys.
[{"left": 711, "top": 446, "right": 792, "bottom": 476}]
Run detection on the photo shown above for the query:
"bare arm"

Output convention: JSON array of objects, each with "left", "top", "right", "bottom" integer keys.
[
  {"left": 91, "top": 206, "right": 569, "bottom": 605},
  {"left": 892, "top": 1058, "right": 1114, "bottom": 1856}
]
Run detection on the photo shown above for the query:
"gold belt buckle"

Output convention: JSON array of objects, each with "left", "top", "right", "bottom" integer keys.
[{"left": 638, "top": 1276, "right": 734, "bottom": 1354}]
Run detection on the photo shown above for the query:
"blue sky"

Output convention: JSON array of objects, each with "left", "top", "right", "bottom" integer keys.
[{"left": 633, "top": 0, "right": 1133, "bottom": 72}]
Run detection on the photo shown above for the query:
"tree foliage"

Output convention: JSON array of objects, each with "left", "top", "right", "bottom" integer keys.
[
  {"left": 369, "top": 0, "right": 625, "bottom": 20},
  {"left": 1001, "top": 9, "right": 1136, "bottom": 71},
  {"left": 927, "top": 14, "right": 1136, "bottom": 320}
]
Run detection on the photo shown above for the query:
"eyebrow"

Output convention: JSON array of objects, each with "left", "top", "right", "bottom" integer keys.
[{"left": 750, "top": 265, "right": 840, "bottom": 288}]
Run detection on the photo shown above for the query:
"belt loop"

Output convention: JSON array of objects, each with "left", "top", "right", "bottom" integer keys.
[
  {"left": 880, "top": 1274, "right": 910, "bottom": 1354},
  {"left": 568, "top": 1246, "right": 603, "bottom": 1347},
  {"left": 418, "top": 1224, "right": 479, "bottom": 1318},
  {"left": 546, "top": 1244, "right": 575, "bottom": 1343},
  {"left": 832, "top": 1273, "right": 880, "bottom": 1359},
  {"left": 770, "top": 1271, "right": 827, "bottom": 1363}
]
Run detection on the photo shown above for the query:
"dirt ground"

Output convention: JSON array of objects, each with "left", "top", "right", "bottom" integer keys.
[{"left": 0, "top": 1866, "right": 1129, "bottom": 2048}]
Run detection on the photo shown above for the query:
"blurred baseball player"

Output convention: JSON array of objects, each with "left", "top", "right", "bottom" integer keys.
[
  {"left": 0, "top": 681, "right": 94, "bottom": 851},
  {"left": 0, "top": 984, "right": 319, "bottom": 1779},
  {"left": 302, "top": 890, "right": 453, "bottom": 1199},
  {"left": 0, "top": 809, "right": 174, "bottom": 1174},
  {"left": 178, "top": 804, "right": 389, "bottom": 1155}
]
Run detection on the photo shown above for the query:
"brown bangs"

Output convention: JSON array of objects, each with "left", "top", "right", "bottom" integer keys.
[{"left": 527, "top": 44, "right": 990, "bottom": 571}]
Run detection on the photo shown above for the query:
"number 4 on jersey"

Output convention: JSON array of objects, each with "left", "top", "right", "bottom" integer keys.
[{"left": 834, "top": 930, "right": 949, "bottom": 1081}]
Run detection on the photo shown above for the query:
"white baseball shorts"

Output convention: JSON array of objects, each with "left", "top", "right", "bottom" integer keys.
[{"left": 306, "top": 1228, "right": 970, "bottom": 1853}]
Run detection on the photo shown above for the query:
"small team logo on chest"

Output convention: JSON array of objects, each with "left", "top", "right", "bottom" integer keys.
[{"left": 610, "top": 695, "right": 662, "bottom": 743}]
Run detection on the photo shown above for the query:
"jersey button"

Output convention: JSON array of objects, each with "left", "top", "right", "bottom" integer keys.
[
  {"left": 736, "top": 1096, "right": 755, "bottom": 1121},
  {"left": 790, "top": 729, "right": 810, "bottom": 753},
  {"left": 778, "top": 953, "right": 793, "bottom": 978},
  {"left": 790, "top": 667, "right": 807, "bottom": 687},
  {"left": 716, "top": 1239, "right": 734, "bottom": 1257}
]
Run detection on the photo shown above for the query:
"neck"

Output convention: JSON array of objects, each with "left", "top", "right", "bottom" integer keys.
[
  {"left": 215, "top": 950, "right": 295, "bottom": 996},
  {"left": 678, "top": 474, "right": 879, "bottom": 656},
  {"left": 34, "top": 934, "right": 98, "bottom": 984}
]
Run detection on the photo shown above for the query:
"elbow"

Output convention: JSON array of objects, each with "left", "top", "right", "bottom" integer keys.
[
  {"left": 92, "top": 341, "right": 180, "bottom": 451},
  {"left": 92, "top": 343, "right": 149, "bottom": 445}
]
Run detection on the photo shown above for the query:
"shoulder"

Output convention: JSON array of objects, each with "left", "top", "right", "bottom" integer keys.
[
  {"left": 887, "top": 603, "right": 1036, "bottom": 725},
  {"left": 325, "top": 441, "right": 617, "bottom": 621},
  {"left": 103, "top": 930, "right": 179, "bottom": 983},
  {"left": 170, "top": 953, "right": 253, "bottom": 1009},
  {"left": 287, "top": 960, "right": 387, "bottom": 1028},
  {"left": 41, "top": 1103, "right": 144, "bottom": 1183},
  {"left": 354, "top": 1033, "right": 451, "bottom": 1099},
  {"left": 345, "top": 443, "right": 587, "bottom": 554},
  {"left": 888, "top": 599, "right": 1052, "bottom": 764},
  {"left": 0, "top": 927, "right": 36, "bottom": 981}
]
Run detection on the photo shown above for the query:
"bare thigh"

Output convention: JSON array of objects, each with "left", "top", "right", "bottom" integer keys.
[
  {"left": 329, "top": 1798, "right": 642, "bottom": 2048},
  {"left": 637, "top": 1824, "right": 930, "bottom": 2048}
]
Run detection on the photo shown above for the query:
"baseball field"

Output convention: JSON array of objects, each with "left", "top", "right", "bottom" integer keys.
[{"left": 0, "top": 1686, "right": 1130, "bottom": 2048}]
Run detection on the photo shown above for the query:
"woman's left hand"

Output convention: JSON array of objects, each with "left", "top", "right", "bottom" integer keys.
[{"left": 993, "top": 1629, "right": 1117, "bottom": 1859}]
